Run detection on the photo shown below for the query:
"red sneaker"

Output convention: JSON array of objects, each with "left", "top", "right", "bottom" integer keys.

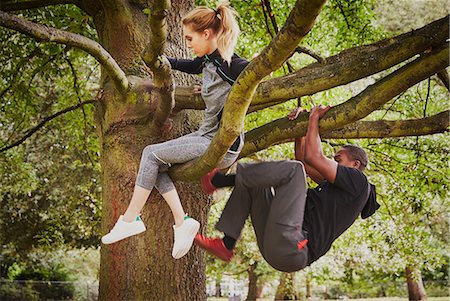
[
  {"left": 297, "top": 239, "right": 308, "bottom": 250},
  {"left": 201, "top": 168, "right": 220, "bottom": 195},
  {"left": 194, "top": 234, "right": 234, "bottom": 262}
]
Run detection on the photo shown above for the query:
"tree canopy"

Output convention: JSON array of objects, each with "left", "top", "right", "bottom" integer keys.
[{"left": 0, "top": 0, "right": 448, "bottom": 300}]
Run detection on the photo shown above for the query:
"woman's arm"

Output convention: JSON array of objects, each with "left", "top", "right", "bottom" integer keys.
[{"left": 167, "top": 56, "right": 203, "bottom": 74}]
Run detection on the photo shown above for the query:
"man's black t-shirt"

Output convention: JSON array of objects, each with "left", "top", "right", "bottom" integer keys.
[{"left": 302, "top": 165, "right": 370, "bottom": 265}]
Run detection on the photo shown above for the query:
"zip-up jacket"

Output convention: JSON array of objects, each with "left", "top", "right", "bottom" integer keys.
[
  {"left": 168, "top": 50, "right": 249, "bottom": 85},
  {"left": 167, "top": 50, "right": 249, "bottom": 152}
]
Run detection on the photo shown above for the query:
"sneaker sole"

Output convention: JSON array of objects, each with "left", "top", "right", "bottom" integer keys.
[
  {"left": 101, "top": 227, "right": 146, "bottom": 245},
  {"left": 173, "top": 220, "right": 200, "bottom": 259}
]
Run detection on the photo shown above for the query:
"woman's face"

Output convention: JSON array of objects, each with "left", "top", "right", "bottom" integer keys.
[{"left": 183, "top": 24, "right": 216, "bottom": 57}]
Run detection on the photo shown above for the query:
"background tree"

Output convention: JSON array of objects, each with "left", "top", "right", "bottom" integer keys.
[{"left": 0, "top": 0, "right": 448, "bottom": 300}]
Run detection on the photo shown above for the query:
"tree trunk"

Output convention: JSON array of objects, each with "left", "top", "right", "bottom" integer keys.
[
  {"left": 275, "top": 272, "right": 300, "bottom": 300},
  {"left": 215, "top": 276, "right": 222, "bottom": 297},
  {"left": 256, "top": 283, "right": 264, "bottom": 298},
  {"left": 406, "top": 266, "right": 427, "bottom": 301},
  {"left": 305, "top": 272, "right": 311, "bottom": 298},
  {"left": 96, "top": 1, "right": 210, "bottom": 300},
  {"left": 246, "top": 262, "right": 259, "bottom": 301}
]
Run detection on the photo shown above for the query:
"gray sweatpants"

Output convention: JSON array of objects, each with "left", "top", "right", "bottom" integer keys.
[
  {"left": 216, "top": 160, "right": 309, "bottom": 272},
  {"left": 136, "top": 133, "right": 238, "bottom": 194}
]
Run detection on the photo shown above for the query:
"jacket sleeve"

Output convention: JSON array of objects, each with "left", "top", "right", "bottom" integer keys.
[
  {"left": 167, "top": 56, "right": 204, "bottom": 74},
  {"left": 230, "top": 55, "right": 250, "bottom": 80}
]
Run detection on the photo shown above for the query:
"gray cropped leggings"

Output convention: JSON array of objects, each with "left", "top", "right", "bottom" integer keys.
[{"left": 136, "top": 133, "right": 238, "bottom": 194}]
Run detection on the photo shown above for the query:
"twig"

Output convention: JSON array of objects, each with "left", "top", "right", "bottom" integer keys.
[{"left": 0, "top": 98, "right": 97, "bottom": 152}]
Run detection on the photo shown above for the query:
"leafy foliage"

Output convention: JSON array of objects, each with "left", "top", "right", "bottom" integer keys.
[{"left": 0, "top": 4, "right": 101, "bottom": 256}]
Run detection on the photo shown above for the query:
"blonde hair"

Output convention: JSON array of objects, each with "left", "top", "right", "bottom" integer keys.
[{"left": 182, "top": 2, "right": 240, "bottom": 64}]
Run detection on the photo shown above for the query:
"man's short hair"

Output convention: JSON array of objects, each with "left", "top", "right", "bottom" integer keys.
[{"left": 342, "top": 144, "right": 368, "bottom": 171}]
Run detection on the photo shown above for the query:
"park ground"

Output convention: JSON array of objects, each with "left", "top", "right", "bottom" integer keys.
[{"left": 208, "top": 296, "right": 450, "bottom": 301}]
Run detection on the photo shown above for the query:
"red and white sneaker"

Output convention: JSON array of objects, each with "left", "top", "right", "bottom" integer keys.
[
  {"left": 201, "top": 168, "right": 220, "bottom": 195},
  {"left": 194, "top": 234, "right": 234, "bottom": 262}
]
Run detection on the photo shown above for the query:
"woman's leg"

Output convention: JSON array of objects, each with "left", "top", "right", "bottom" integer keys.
[
  {"left": 124, "top": 135, "right": 209, "bottom": 219},
  {"left": 123, "top": 185, "right": 151, "bottom": 222},
  {"left": 103, "top": 135, "right": 209, "bottom": 248}
]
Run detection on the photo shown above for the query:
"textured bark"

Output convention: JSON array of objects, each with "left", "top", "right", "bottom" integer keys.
[
  {"left": 246, "top": 262, "right": 258, "bottom": 301},
  {"left": 94, "top": 1, "right": 208, "bottom": 300},
  {"left": 142, "top": 0, "right": 175, "bottom": 129},
  {"left": 240, "top": 46, "right": 449, "bottom": 158},
  {"left": 321, "top": 111, "right": 449, "bottom": 139},
  {"left": 406, "top": 266, "right": 427, "bottom": 301}
]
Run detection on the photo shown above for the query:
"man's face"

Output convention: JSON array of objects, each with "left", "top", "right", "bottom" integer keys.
[{"left": 333, "top": 149, "right": 361, "bottom": 170}]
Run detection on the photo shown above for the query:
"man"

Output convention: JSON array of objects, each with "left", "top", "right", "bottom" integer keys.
[{"left": 196, "top": 105, "right": 380, "bottom": 272}]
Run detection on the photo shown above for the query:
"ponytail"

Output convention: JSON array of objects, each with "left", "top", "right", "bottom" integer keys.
[{"left": 182, "top": 1, "right": 240, "bottom": 64}]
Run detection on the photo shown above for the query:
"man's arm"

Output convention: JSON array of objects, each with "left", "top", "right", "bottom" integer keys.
[
  {"left": 304, "top": 105, "right": 338, "bottom": 183},
  {"left": 294, "top": 136, "right": 325, "bottom": 184}
]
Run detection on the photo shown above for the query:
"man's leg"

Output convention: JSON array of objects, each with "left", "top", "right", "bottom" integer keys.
[
  {"left": 259, "top": 161, "right": 309, "bottom": 272},
  {"left": 197, "top": 160, "right": 307, "bottom": 265},
  {"left": 196, "top": 164, "right": 273, "bottom": 261}
]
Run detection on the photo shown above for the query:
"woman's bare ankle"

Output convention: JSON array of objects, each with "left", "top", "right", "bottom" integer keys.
[{"left": 123, "top": 212, "right": 138, "bottom": 223}]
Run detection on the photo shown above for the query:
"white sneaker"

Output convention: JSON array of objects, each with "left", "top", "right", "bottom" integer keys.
[
  {"left": 101, "top": 215, "right": 146, "bottom": 244},
  {"left": 172, "top": 216, "right": 200, "bottom": 259}
]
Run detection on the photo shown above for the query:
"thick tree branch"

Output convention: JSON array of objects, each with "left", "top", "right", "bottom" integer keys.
[
  {"left": 0, "top": 10, "right": 129, "bottom": 95},
  {"left": 0, "top": 98, "right": 96, "bottom": 153},
  {"left": 170, "top": 0, "right": 327, "bottom": 180},
  {"left": 250, "top": 15, "right": 449, "bottom": 110},
  {"left": 0, "top": 0, "right": 80, "bottom": 11},
  {"left": 321, "top": 111, "right": 449, "bottom": 139},
  {"left": 141, "top": 0, "right": 174, "bottom": 129},
  {"left": 173, "top": 16, "right": 449, "bottom": 112},
  {"left": 239, "top": 46, "right": 449, "bottom": 157}
]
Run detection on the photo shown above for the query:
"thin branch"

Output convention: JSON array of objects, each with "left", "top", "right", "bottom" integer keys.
[
  {"left": 423, "top": 77, "right": 431, "bottom": 117},
  {"left": 0, "top": 47, "right": 41, "bottom": 100},
  {"left": 141, "top": 0, "right": 174, "bottom": 129},
  {"left": 0, "top": 10, "right": 129, "bottom": 95},
  {"left": 170, "top": 0, "right": 327, "bottom": 180},
  {"left": 294, "top": 46, "right": 325, "bottom": 63},
  {"left": 335, "top": 0, "right": 351, "bottom": 29},
  {"left": 261, "top": 0, "right": 295, "bottom": 73},
  {"left": 66, "top": 56, "right": 95, "bottom": 167},
  {"left": 436, "top": 69, "right": 450, "bottom": 92},
  {"left": 380, "top": 91, "right": 406, "bottom": 120},
  {"left": 239, "top": 47, "right": 449, "bottom": 157},
  {"left": 0, "top": 98, "right": 97, "bottom": 153},
  {"left": 3, "top": 51, "right": 62, "bottom": 143},
  {"left": 260, "top": 0, "right": 275, "bottom": 38},
  {"left": 0, "top": 0, "right": 81, "bottom": 11},
  {"left": 263, "top": 0, "right": 278, "bottom": 35}
]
